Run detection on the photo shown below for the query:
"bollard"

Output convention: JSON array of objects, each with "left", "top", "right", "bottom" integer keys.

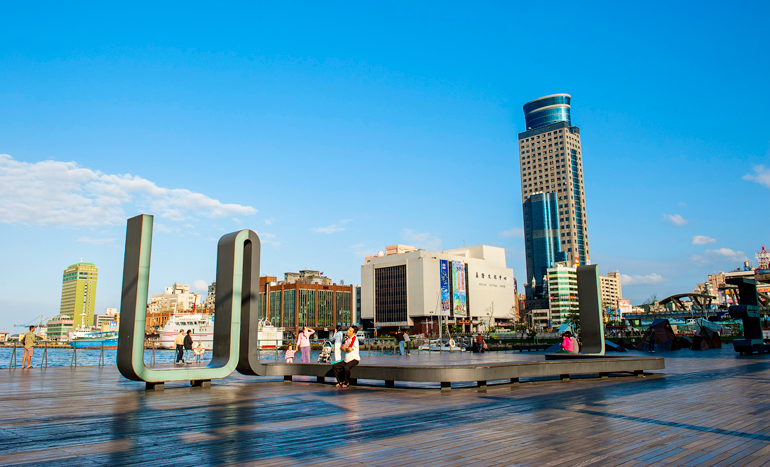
[
  {"left": 9, "top": 342, "right": 17, "bottom": 369},
  {"left": 42, "top": 341, "right": 48, "bottom": 368}
]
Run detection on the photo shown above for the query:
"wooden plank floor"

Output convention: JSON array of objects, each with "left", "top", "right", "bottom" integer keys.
[{"left": 1, "top": 347, "right": 770, "bottom": 466}]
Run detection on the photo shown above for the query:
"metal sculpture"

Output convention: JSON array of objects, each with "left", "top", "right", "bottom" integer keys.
[
  {"left": 576, "top": 264, "right": 605, "bottom": 355},
  {"left": 728, "top": 277, "right": 769, "bottom": 355},
  {"left": 116, "top": 214, "right": 261, "bottom": 389}
]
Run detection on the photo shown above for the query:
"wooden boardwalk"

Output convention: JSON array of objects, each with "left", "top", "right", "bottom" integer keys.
[{"left": 1, "top": 348, "right": 770, "bottom": 466}]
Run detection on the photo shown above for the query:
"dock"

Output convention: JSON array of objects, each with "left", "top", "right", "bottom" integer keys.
[{"left": 1, "top": 348, "right": 770, "bottom": 465}]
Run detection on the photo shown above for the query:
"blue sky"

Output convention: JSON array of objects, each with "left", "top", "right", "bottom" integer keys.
[{"left": 1, "top": 1, "right": 769, "bottom": 332}]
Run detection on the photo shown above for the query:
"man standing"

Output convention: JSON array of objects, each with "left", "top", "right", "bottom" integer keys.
[
  {"left": 21, "top": 326, "right": 36, "bottom": 369},
  {"left": 395, "top": 329, "right": 405, "bottom": 355},
  {"left": 174, "top": 330, "right": 185, "bottom": 364},
  {"left": 184, "top": 330, "right": 194, "bottom": 364}
]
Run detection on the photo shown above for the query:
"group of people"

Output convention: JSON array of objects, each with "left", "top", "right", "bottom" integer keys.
[
  {"left": 174, "top": 329, "right": 205, "bottom": 364},
  {"left": 394, "top": 329, "right": 410, "bottom": 355},
  {"left": 284, "top": 325, "right": 360, "bottom": 388}
]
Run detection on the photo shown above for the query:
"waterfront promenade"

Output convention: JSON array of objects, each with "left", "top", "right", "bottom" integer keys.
[{"left": 2, "top": 348, "right": 770, "bottom": 466}]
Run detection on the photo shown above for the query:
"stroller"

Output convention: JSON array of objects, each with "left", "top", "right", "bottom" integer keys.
[{"left": 317, "top": 341, "right": 334, "bottom": 363}]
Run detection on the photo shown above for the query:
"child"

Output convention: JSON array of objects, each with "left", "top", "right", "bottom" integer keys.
[{"left": 285, "top": 344, "right": 297, "bottom": 363}]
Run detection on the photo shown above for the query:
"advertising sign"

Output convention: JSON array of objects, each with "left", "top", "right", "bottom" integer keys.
[
  {"left": 452, "top": 261, "right": 467, "bottom": 317},
  {"left": 439, "top": 260, "right": 451, "bottom": 315}
]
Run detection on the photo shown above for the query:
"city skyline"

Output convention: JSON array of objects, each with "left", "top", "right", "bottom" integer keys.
[{"left": 2, "top": 3, "right": 770, "bottom": 331}]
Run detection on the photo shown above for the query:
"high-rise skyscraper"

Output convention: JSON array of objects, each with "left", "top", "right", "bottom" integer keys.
[
  {"left": 60, "top": 261, "right": 98, "bottom": 329},
  {"left": 519, "top": 94, "right": 590, "bottom": 295}
]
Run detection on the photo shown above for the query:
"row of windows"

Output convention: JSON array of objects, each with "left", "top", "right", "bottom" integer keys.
[
  {"left": 523, "top": 95, "right": 570, "bottom": 115},
  {"left": 257, "top": 289, "right": 352, "bottom": 328}
]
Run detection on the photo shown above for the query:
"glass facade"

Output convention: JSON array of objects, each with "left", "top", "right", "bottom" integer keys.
[
  {"left": 374, "top": 265, "right": 408, "bottom": 324},
  {"left": 523, "top": 95, "right": 571, "bottom": 130},
  {"left": 283, "top": 290, "right": 295, "bottom": 328},
  {"left": 524, "top": 192, "right": 566, "bottom": 293},
  {"left": 570, "top": 148, "right": 586, "bottom": 263}
]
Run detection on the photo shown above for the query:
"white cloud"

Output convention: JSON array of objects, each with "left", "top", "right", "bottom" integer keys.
[
  {"left": 621, "top": 273, "right": 665, "bottom": 286},
  {"left": 155, "top": 223, "right": 179, "bottom": 234},
  {"left": 340, "top": 219, "right": 353, "bottom": 224},
  {"left": 264, "top": 218, "right": 275, "bottom": 225},
  {"left": 192, "top": 280, "right": 209, "bottom": 291},
  {"left": 0, "top": 154, "right": 257, "bottom": 227},
  {"left": 743, "top": 165, "right": 770, "bottom": 189},
  {"left": 663, "top": 213, "right": 687, "bottom": 226},
  {"left": 402, "top": 228, "right": 441, "bottom": 251},
  {"left": 691, "top": 248, "right": 749, "bottom": 266},
  {"left": 77, "top": 236, "right": 116, "bottom": 245},
  {"left": 313, "top": 224, "right": 345, "bottom": 234},
  {"left": 692, "top": 235, "right": 716, "bottom": 245},
  {"left": 232, "top": 218, "right": 241, "bottom": 224},
  {"left": 499, "top": 227, "right": 524, "bottom": 238},
  {"left": 256, "top": 231, "right": 281, "bottom": 249}
]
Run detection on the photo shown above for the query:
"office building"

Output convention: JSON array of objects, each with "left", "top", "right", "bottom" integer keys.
[
  {"left": 365, "top": 244, "right": 417, "bottom": 265},
  {"left": 547, "top": 262, "right": 578, "bottom": 325},
  {"left": 519, "top": 94, "right": 590, "bottom": 294},
  {"left": 257, "top": 274, "right": 354, "bottom": 331},
  {"left": 361, "top": 245, "right": 516, "bottom": 334},
  {"left": 47, "top": 314, "right": 74, "bottom": 341},
  {"left": 95, "top": 308, "right": 119, "bottom": 331},
  {"left": 59, "top": 261, "right": 98, "bottom": 329},
  {"left": 523, "top": 192, "right": 566, "bottom": 294},
  {"left": 599, "top": 271, "right": 623, "bottom": 309}
]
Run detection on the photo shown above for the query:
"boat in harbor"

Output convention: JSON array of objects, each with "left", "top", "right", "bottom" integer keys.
[
  {"left": 158, "top": 315, "right": 284, "bottom": 350},
  {"left": 418, "top": 339, "right": 466, "bottom": 352},
  {"left": 69, "top": 330, "right": 118, "bottom": 349},
  {"left": 159, "top": 314, "right": 215, "bottom": 350}
]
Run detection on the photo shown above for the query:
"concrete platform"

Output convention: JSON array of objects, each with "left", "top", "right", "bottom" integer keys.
[{"left": 149, "top": 352, "right": 663, "bottom": 389}]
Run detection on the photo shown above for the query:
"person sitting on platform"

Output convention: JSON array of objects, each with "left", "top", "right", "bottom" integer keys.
[
  {"left": 558, "top": 332, "right": 574, "bottom": 353},
  {"left": 333, "top": 326, "right": 360, "bottom": 388}
]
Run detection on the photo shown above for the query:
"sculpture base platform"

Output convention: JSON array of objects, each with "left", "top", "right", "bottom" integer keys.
[{"left": 250, "top": 353, "right": 664, "bottom": 390}]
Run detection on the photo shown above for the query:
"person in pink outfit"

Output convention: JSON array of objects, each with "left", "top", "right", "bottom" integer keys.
[
  {"left": 297, "top": 326, "right": 315, "bottom": 363},
  {"left": 285, "top": 344, "right": 297, "bottom": 363},
  {"left": 559, "top": 332, "right": 574, "bottom": 353}
]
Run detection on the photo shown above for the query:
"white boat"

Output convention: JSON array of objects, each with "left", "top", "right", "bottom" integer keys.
[
  {"left": 418, "top": 339, "right": 466, "bottom": 352},
  {"left": 159, "top": 315, "right": 283, "bottom": 350},
  {"left": 159, "top": 314, "right": 214, "bottom": 350}
]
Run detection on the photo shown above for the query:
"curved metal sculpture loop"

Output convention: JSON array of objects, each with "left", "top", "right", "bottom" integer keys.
[{"left": 117, "top": 214, "right": 261, "bottom": 384}]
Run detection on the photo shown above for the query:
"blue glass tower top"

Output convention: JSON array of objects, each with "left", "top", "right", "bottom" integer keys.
[{"left": 523, "top": 93, "right": 571, "bottom": 130}]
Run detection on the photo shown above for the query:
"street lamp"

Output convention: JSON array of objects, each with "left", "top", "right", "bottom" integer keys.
[{"left": 428, "top": 310, "right": 434, "bottom": 337}]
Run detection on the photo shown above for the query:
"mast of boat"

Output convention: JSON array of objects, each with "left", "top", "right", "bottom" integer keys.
[{"left": 435, "top": 292, "right": 442, "bottom": 344}]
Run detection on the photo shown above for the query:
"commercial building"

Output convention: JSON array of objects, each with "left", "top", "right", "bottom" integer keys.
[
  {"left": 361, "top": 245, "right": 516, "bottom": 334},
  {"left": 600, "top": 271, "right": 623, "bottom": 309},
  {"left": 546, "top": 262, "right": 578, "bottom": 325},
  {"left": 519, "top": 94, "right": 590, "bottom": 296},
  {"left": 59, "top": 261, "right": 98, "bottom": 329},
  {"left": 148, "top": 283, "right": 202, "bottom": 315},
  {"left": 523, "top": 192, "right": 566, "bottom": 294},
  {"left": 365, "top": 244, "right": 417, "bottom": 265},
  {"left": 47, "top": 314, "right": 74, "bottom": 341},
  {"left": 95, "top": 308, "right": 119, "bottom": 331},
  {"left": 257, "top": 273, "right": 355, "bottom": 332}
]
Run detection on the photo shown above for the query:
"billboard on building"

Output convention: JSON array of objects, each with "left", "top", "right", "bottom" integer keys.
[
  {"left": 440, "top": 260, "right": 451, "bottom": 315},
  {"left": 617, "top": 299, "right": 632, "bottom": 318},
  {"left": 452, "top": 261, "right": 467, "bottom": 317}
]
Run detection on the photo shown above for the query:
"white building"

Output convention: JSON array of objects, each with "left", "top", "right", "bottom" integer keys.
[
  {"left": 361, "top": 245, "right": 515, "bottom": 333},
  {"left": 148, "top": 283, "right": 202, "bottom": 314}
]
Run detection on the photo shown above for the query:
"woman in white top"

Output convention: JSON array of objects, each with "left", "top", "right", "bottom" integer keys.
[{"left": 332, "top": 326, "right": 360, "bottom": 388}]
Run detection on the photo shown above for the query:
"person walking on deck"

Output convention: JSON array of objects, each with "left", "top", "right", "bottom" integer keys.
[
  {"left": 297, "top": 326, "right": 315, "bottom": 363},
  {"left": 395, "top": 329, "right": 406, "bottom": 355},
  {"left": 184, "top": 330, "right": 194, "bottom": 364},
  {"left": 174, "top": 330, "right": 185, "bottom": 364},
  {"left": 331, "top": 325, "right": 344, "bottom": 362},
  {"left": 21, "top": 326, "right": 36, "bottom": 369},
  {"left": 333, "top": 326, "right": 360, "bottom": 388}
]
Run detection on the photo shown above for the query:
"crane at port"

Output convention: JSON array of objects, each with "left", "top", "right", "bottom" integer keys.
[{"left": 14, "top": 314, "right": 46, "bottom": 329}]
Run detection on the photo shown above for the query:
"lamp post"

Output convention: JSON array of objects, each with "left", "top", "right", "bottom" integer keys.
[{"left": 428, "top": 310, "right": 434, "bottom": 337}]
